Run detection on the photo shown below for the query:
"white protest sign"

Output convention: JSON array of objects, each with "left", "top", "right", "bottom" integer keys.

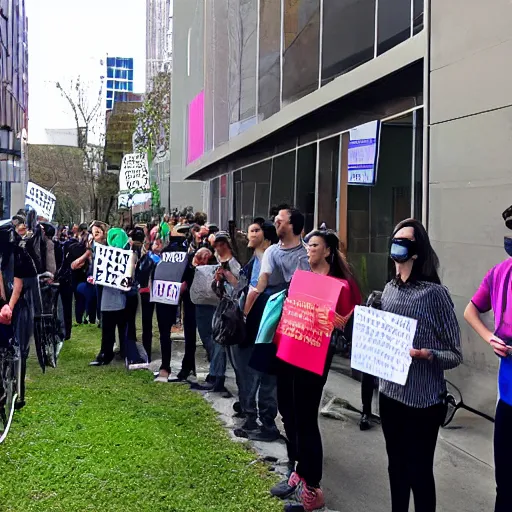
[
  {"left": 25, "top": 182, "right": 56, "bottom": 220},
  {"left": 118, "top": 192, "right": 152, "bottom": 210},
  {"left": 93, "top": 244, "right": 133, "bottom": 291},
  {"left": 119, "top": 153, "right": 150, "bottom": 192},
  {"left": 351, "top": 306, "right": 417, "bottom": 386},
  {"left": 151, "top": 280, "right": 181, "bottom": 305}
]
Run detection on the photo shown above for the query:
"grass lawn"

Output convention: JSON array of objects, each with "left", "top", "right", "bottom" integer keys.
[{"left": 0, "top": 325, "right": 281, "bottom": 512}]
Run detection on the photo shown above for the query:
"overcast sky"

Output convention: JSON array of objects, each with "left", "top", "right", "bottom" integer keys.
[{"left": 26, "top": 0, "right": 146, "bottom": 144}]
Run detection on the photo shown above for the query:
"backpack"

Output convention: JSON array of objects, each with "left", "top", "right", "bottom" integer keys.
[
  {"left": 212, "top": 292, "right": 246, "bottom": 347},
  {"left": 190, "top": 265, "right": 220, "bottom": 306}
]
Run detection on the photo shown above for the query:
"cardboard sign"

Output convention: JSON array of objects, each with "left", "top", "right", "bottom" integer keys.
[
  {"left": 119, "top": 153, "right": 150, "bottom": 192},
  {"left": 151, "top": 280, "right": 181, "bottom": 305},
  {"left": 25, "top": 182, "right": 56, "bottom": 220},
  {"left": 351, "top": 306, "right": 417, "bottom": 385},
  {"left": 93, "top": 244, "right": 133, "bottom": 291},
  {"left": 275, "top": 270, "right": 349, "bottom": 375}
]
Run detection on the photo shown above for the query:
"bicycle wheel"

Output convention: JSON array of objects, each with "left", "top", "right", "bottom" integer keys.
[
  {"left": 0, "top": 349, "right": 18, "bottom": 443},
  {"left": 42, "top": 317, "right": 57, "bottom": 369},
  {"left": 442, "top": 380, "right": 463, "bottom": 427}
]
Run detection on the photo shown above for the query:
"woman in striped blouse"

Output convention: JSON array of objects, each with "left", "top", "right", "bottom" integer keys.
[{"left": 380, "top": 219, "right": 462, "bottom": 512}]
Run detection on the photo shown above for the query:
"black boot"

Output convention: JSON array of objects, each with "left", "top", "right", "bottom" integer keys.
[{"left": 212, "top": 376, "right": 232, "bottom": 397}]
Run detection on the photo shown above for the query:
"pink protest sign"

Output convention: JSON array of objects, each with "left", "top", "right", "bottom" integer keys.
[
  {"left": 187, "top": 91, "right": 205, "bottom": 164},
  {"left": 275, "top": 270, "right": 349, "bottom": 375}
]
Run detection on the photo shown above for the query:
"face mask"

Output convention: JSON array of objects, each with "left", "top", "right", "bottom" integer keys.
[
  {"left": 390, "top": 238, "right": 417, "bottom": 263},
  {"left": 504, "top": 237, "right": 512, "bottom": 257}
]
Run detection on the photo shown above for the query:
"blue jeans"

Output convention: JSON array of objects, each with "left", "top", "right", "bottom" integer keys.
[
  {"left": 495, "top": 399, "right": 512, "bottom": 511},
  {"left": 195, "top": 305, "right": 226, "bottom": 378},
  {"left": 230, "top": 344, "right": 278, "bottom": 431},
  {"left": 76, "top": 281, "right": 97, "bottom": 323}
]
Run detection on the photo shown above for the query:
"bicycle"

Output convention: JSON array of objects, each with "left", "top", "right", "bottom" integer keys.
[
  {"left": 0, "top": 324, "right": 20, "bottom": 443},
  {"left": 33, "top": 272, "right": 65, "bottom": 372}
]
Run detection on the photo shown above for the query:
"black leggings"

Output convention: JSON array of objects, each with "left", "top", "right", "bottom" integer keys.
[
  {"left": 100, "top": 310, "right": 127, "bottom": 361},
  {"left": 494, "top": 399, "right": 512, "bottom": 511},
  {"left": 379, "top": 393, "right": 445, "bottom": 512},
  {"left": 156, "top": 303, "right": 177, "bottom": 373},
  {"left": 140, "top": 294, "right": 155, "bottom": 362},
  {"left": 361, "top": 372, "right": 376, "bottom": 416},
  {"left": 277, "top": 354, "right": 333, "bottom": 488}
]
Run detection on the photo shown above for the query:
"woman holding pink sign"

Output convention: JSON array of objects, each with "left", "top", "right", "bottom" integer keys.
[
  {"left": 271, "top": 229, "right": 361, "bottom": 512},
  {"left": 379, "top": 219, "right": 461, "bottom": 512}
]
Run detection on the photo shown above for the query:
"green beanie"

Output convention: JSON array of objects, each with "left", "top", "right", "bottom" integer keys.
[
  {"left": 159, "top": 221, "right": 170, "bottom": 242},
  {"left": 107, "top": 227, "right": 129, "bottom": 249}
]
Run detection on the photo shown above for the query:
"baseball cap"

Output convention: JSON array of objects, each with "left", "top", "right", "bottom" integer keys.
[{"left": 213, "top": 231, "right": 232, "bottom": 246}]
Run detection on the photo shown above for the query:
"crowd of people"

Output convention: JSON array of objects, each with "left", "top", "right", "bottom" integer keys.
[{"left": 1, "top": 202, "right": 511, "bottom": 512}]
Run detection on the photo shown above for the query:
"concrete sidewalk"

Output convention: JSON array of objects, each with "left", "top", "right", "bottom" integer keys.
[{"left": 155, "top": 341, "right": 496, "bottom": 511}]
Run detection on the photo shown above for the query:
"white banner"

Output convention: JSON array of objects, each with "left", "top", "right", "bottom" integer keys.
[
  {"left": 351, "top": 306, "right": 417, "bottom": 386},
  {"left": 119, "top": 153, "right": 150, "bottom": 192},
  {"left": 93, "top": 244, "right": 133, "bottom": 291},
  {"left": 151, "top": 279, "right": 181, "bottom": 305},
  {"left": 25, "top": 182, "right": 56, "bottom": 220},
  {"left": 118, "top": 192, "right": 152, "bottom": 210}
]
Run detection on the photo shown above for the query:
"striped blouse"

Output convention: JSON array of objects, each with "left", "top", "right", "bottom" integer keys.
[{"left": 379, "top": 279, "right": 462, "bottom": 408}]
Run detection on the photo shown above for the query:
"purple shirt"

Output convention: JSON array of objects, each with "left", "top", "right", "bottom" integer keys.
[{"left": 472, "top": 258, "right": 512, "bottom": 405}]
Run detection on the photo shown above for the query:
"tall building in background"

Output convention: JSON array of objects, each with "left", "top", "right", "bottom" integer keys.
[
  {"left": 106, "top": 56, "right": 134, "bottom": 111},
  {"left": 0, "top": 0, "right": 29, "bottom": 218},
  {"left": 146, "top": 0, "right": 171, "bottom": 90}
]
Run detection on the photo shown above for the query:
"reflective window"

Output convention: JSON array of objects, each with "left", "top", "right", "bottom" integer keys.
[
  {"left": 413, "top": 109, "right": 423, "bottom": 221},
  {"left": 282, "top": 0, "right": 320, "bottom": 106},
  {"left": 210, "top": 177, "right": 220, "bottom": 226},
  {"left": 296, "top": 144, "right": 317, "bottom": 233},
  {"left": 270, "top": 151, "right": 296, "bottom": 209},
  {"left": 258, "top": 0, "right": 281, "bottom": 120},
  {"left": 377, "top": 0, "right": 411, "bottom": 55},
  {"left": 321, "top": 0, "right": 376, "bottom": 85},
  {"left": 318, "top": 136, "right": 340, "bottom": 230},
  {"left": 237, "top": 161, "right": 272, "bottom": 230},
  {"left": 413, "top": 0, "right": 424, "bottom": 35},
  {"left": 228, "top": 0, "right": 258, "bottom": 131}
]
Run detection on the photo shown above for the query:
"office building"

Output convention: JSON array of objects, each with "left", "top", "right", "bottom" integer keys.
[
  {"left": 146, "top": 0, "right": 171, "bottom": 89},
  {"left": 106, "top": 56, "right": 134, "bottom": 111},
  {"left": 0, "top": 0, "right": 28, "bottom": 217},
  {"left": 169, "top": 0, "right": 512, "bottom": 417}
]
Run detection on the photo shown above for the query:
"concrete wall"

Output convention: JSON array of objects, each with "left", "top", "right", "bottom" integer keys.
[
  {"left": 165, "top": 0, "right": 204, "bottom": 211},
  {"left": 429, "top": 0, "right": 512, "bottom": 415}
]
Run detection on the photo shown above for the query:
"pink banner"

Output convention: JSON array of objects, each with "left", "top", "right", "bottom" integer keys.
[
  {"left": 187, "top": 91, "right": 205, "bottom": 164},
  {"left": 275, "top": 270, "right": 351, "bottom": 375}
]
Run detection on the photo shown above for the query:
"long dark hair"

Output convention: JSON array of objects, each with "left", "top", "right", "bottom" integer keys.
[
  {"left": 306, "top": 230, "right": 358, "bottom": 283},
  {"left": 392, "top": 218, "right": 441, "bottom": 284}
]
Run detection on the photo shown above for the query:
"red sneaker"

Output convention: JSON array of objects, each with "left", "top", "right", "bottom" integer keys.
[{"left": 301, "top": 485, "right": 325, "bottom": 511}]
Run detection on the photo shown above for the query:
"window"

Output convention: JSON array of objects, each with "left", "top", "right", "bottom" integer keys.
[
  {"left": 296, "top": 144, "right": 317, "bottom": 233},
  {"left": 377, "top": 0, "right": 411, "bottom": 55},
  {"left": 187, "top": 28, "right": 192, "bottom": 76},
  {"left": 107, "top": 57, "right": 115, "bottom": 67},
  {"left": 413, "top": 109, "right": 423, "bottom": 221},
  {"left": 210, "top": 177, "right": 220, "bottom": 226},
  {"left": 282, "top": 0, "right": 320, "bottom": 105},
  {"left": 107, "top": 67, "right": 114, "bottom": 78},
  {"left": 258, "top": 0, "right": 281, "bottom": 120},
  {"left": 228, "top": 0, "right": 257, "bottom": 130},
  {"left": 106, "top": 99, "right": 113, "bottom": 110},
  {"left": 270, "top": 151, "right": 296, "bottom": 209},
  {"left": 321, "top": 0, "right": 376, "bottom": 85},
  {"left": 318, "top": 136, "right": 340, "bottom": 230},
  {"left": 106, "top": 80, "right": 114, "bottom": 90},
  {"left": 106, "top": 90, "right": 113, "bottom": 99},
  {"left": 413, "top": 0, "right": 424, "bottom": 35}
]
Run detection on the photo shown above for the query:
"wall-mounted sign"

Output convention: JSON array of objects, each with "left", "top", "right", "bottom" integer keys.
[{"left": 348, "top": 121, "right": 380, "bottom": 185}]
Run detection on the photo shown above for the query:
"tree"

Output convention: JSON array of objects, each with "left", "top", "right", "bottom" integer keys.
[
  {"left": 133, "top": 71, "right": 171, "bottom": 162},
  {"left": 56, "top": 76, "right": 116, "bottom": 223}
]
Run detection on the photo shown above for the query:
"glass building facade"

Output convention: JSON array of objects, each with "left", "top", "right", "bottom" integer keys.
[{"left": 106, "top": 56, "right": 134, "bottom": 111}]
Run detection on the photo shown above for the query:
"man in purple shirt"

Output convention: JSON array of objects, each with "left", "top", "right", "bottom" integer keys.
[{"left": 465, "top": 205, "right": 512, "bottom": 512}]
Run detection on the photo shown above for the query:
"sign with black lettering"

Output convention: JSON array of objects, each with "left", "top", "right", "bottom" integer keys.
[
  {"left": 119, "top": 153, "right": 150, "bottom": 192},
  {"left": 93, "top": 245, "right": 133, "bottom": 291},
  {"left": 151, "top": 280, "right": 181, "bottom": 305},
  {"left": 25, "top": 182, "right": 56, "bottom": 220}
]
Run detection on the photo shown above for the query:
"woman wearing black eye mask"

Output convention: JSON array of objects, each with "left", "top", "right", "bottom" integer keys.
[{"left": 379, "top": 218, "right": 462, "bottom": 512}]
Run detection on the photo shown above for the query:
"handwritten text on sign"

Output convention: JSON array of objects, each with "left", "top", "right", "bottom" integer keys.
[
  {"left": 351, "top": 306, "right": 417, "bottom": 386},
  {"left": 93, "top": 245, "right": 133, "bottom": 291},
  {"left": 25, "top": 182, "right": 56, "bottom": 220},
  {"left": 151, "top": 280, "right": 181, "bottom": 305},
  {"left": 119, "top": 153, "right": 150, "bottom": 192},
  {"left": 276, "top": 298, "right": 333, "bottom": 349}
]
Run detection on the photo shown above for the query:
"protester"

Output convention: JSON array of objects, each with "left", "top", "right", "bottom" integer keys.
[
  {"left": 378, "top": 218, "right": 461, "bottom": 512},
  {"left": 69, "top": 225, "right": 91, "bottom": 324},
  {"left": 271, "top": 230, "right": 361, "bottom": 511},
  {"left": 153, "top": 230, "right": 192, "bottom": 383},
  {"left": 136, "top": 235, "right": 162, "bottom": 362},
  {"left": 89, "top": 228, "right": 132, "bottom": 366},
  {"left": 232, "top": 219, "right": 280, "bottom": 441},
  {"left": 464, "top": 206, "right": 512, "bottom": 512}
]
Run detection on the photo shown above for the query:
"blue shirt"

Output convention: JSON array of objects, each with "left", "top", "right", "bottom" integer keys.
[{"left": 250, "top": 256, "right": 261, "bottom": 287}]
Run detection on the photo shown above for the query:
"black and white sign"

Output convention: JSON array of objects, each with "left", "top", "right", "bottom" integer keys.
[
  {"left": 93, "top": 245, "right": 133, "bottom": 291},
  {"left": 25, "top": 182, "right": 56, "bottom": 220},
  {"left": 119, "top": 153, "right": 150, "bottom": 192},
  {"left": 151, "top": 280, "right": 181, "bottom": 305}
]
